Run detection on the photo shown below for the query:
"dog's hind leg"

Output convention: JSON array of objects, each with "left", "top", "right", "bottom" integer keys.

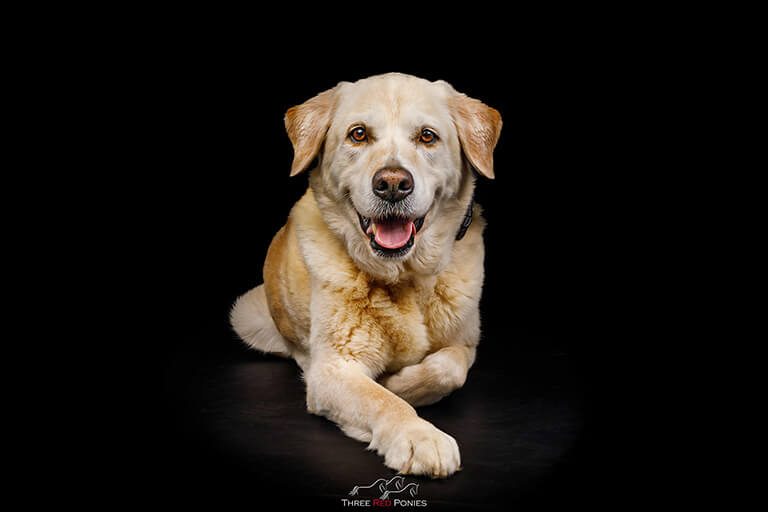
[{"left": 230, "top": 284, "right": 293, "bottom": 358}]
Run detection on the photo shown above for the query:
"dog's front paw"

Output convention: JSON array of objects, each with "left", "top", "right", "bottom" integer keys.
[{"left": 379, "top": 419, "right": 461, "bottom": 478}]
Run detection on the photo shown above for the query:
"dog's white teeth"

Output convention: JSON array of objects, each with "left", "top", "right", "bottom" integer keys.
[{"left": 371, "top": 223, "right": 377, "bottom": 235}]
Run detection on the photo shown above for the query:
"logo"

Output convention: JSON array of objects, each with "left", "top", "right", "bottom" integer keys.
[{"left": 341, "top": 476, "right": 427, "bottom": 507}]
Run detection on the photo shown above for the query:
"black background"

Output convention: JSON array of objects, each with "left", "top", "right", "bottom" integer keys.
[{"left": 102, "top": 41, "right": 658, "bottom": 509}]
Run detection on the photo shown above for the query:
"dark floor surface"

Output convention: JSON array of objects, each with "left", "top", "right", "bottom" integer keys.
[{"left": 134, "top": 315, "right": 610, "bottom": 511}]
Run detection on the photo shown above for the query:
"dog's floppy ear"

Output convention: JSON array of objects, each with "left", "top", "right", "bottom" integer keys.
[
  {"left": 451, "top": 90, "right": 502, "bottom": 179},
  {"left": 284, "top": 86, "right": 338, "bottom": 177}
]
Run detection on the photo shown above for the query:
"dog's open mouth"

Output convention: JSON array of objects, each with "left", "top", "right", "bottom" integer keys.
[{"left": 357, "top": 212, "right": 425, "bottom": 257}]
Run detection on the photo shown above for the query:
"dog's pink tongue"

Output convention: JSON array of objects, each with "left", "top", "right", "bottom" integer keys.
[{"left": 374, "top": 219, "right": 415, "bottom": 249}]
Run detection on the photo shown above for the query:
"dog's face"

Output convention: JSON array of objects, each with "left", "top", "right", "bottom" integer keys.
[{"left": 285, "top": 73, "right": 501, "bottom": 279}]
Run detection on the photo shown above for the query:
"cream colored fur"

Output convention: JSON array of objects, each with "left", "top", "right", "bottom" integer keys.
[{"left": 230, "top": 73, "right": 501, "bottom": 478}]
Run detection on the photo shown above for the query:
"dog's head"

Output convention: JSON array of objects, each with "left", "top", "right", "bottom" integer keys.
[{"left": 285, "top": 73, "right": 501, "bottom": 280}]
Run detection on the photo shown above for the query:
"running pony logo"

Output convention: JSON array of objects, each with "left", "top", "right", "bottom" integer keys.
[{"left": 348, "top": 476, "right": 405, "bottom": 496}]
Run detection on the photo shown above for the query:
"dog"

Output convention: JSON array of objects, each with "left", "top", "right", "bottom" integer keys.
[{"left": 231, "top": 73, "right": 501, "bottom": 478}]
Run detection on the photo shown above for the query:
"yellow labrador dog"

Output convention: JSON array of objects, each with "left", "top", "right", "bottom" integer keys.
[{"left": 231, "top": 73, "right": 501, "bottom": 478}]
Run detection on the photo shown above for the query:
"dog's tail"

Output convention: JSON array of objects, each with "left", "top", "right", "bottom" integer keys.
[{"left": 230, "top": 284, "right": 293, "bottom": 358}]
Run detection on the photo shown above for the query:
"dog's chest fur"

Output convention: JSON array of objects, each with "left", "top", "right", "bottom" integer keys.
[
  {"left": 274, "top": 189, "right": 483, "bottom": 376},
  {"left": 322, "top": 271, "right": 469, "bottom": 374}
]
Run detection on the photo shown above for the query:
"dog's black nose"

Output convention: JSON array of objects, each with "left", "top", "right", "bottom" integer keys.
[{"left": 372, "top": 168, "right": 413, "bottom": 203}]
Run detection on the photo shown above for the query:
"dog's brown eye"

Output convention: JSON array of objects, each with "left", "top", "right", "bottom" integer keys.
[
  {"left": 349, "top": 127, "right": 367, "bottom": 143},
  {"left": 420, "top": 129, "right": 437, "bottom": 144}
]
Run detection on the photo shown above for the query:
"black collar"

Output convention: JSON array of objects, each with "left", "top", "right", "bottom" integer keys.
[{"left": 455, "top": 199, "right": 474, "bottom": 241}]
